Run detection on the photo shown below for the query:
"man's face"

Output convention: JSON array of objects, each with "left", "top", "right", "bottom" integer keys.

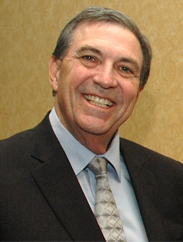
[{"left": 49, "top": 22, "right": 143, "bottom": 147}]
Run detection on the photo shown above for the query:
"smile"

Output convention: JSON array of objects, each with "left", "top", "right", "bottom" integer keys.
[{"left": 84, "top": 95, "right": 114, "bottom": 108}]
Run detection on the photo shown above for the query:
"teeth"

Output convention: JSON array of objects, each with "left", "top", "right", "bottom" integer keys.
[{"left": 84, "top": 95, "right": 114, "bottom": 108}]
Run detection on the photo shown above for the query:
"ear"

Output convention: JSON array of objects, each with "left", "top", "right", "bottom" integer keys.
[
  {"left": 49, "top": 56, "right": 61, "bottom": 92},
  {"left": 136, "top": 85, "right": 144, "bottom": 100}
]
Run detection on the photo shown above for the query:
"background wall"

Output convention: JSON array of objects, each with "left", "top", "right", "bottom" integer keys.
[{"left": 1, "top": 0, "right": 183, "bottom": 163}]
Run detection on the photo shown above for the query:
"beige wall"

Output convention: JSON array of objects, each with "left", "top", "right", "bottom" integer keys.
[{"left": 1, "top": 0, "right": 183, "bottom": 163}]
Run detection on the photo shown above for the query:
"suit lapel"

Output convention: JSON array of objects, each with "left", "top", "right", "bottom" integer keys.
[
  {"left": 120, "top": 138, "right": 183, "bottom": 241},
  {"left": 30, "top": 114, "right": 104, "bottom": 241},
  {"left": 120, "top": 138, "right": 167, "bottom": 241}
]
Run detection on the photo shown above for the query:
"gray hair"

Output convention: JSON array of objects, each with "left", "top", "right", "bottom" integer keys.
[{"left": 52, "top": 7, "right": 152, "bottom": 89}]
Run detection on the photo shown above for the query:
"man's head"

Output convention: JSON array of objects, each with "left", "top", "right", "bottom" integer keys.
[
  {"left": 52, "top": 7, "right": 152, "bottom": 90},
  {"left": 49, "top": 7, "right": 152, "bottom": 154}
]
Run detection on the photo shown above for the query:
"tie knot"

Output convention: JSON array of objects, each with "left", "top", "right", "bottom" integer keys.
[{"left": 88, "top": 157, "right": 107, "bottom": 176}]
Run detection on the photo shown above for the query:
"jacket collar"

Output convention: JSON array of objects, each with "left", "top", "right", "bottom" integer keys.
[
  {"left": 30, "top": 113, "right": 105, "bottom": 241},
  {"left": 120, "top": 138, "right": 183, "bottom": 241}
]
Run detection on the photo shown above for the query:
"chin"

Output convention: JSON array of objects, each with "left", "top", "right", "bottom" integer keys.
[{"left": 80, "top": 123, "right": 113, "bottom": 136}]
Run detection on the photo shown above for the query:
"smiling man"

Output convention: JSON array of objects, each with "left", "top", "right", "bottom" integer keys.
[
  {"left": 49, "top": 22, "right": 143, "bottom": 155},
  {"left": 0, "top": 7, "right": 183, "bottom": 242}
]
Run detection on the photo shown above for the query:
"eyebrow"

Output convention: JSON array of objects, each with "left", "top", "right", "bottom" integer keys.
[{"left": 76, "top": 45, "right": 102, "bottom": 56}]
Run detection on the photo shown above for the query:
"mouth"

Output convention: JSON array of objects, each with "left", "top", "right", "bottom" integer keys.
[{"left": 84, "top": 94, "right": 114, "bottom": 108}]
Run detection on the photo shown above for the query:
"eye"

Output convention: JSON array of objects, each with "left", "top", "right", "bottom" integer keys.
[
  {"left": 79, "top": 55, "right": 99, "bottom": 68},
  {"left": 119, "top": 66, "right": 132, "bottom": 73},
  {"left": 83, "top": 55, "right": 95, "bottom": 61},
  {"left": 118, "top": 65, "right": 136, "bottom": 78}
]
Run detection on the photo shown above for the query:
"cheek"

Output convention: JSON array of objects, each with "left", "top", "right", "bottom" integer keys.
[
  {"left": 56, "top": 72, "right": 84, "bottom": 109},
  {"left": 118, "top": 82, "right": 140, "bottom": 107}
]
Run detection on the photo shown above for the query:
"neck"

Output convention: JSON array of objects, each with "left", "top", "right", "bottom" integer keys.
[
  {"left": 53, "top": 105, "right": 116, "bottom": 154},
  {"left": 73, "top": 130, "right": 116, "bottom": 155}
]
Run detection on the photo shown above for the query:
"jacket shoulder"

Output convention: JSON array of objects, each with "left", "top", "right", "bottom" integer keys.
[
  {"left": 0, "top": 112, "right": 51, "bottom": 154},
  {"left": 120, "top": 137, "right": 182, "bottom": 166},
  {"left": 0, "top": 129, "right": 33, "bottom": 155},
  {"left": 120, "top": 137, "right": 183, "bottom": 186},
  {"left": 0, "top": 113, "right": 53, "bottom": 166}
]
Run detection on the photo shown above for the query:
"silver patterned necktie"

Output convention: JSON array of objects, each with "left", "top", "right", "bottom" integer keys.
[{"left": 88, "top": 157, "right": 126, "bottom": 242}]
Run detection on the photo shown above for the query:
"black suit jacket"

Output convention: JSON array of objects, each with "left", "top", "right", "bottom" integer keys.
[{"left": 0, "top": 113, "right": 183, "bottom": 241}]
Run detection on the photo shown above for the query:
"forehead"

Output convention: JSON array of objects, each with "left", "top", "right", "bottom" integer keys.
[{"left": 69, "top": 22, "right": 143, "bottom": 65}]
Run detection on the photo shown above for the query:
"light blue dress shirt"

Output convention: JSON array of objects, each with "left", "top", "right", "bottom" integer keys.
[{"left": 49, "top": 108, "right": 148, "bottom": 242}]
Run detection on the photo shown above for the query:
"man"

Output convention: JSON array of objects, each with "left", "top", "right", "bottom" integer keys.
[{"left": 0, "top": 7, "right": 183, "bottom": 242}]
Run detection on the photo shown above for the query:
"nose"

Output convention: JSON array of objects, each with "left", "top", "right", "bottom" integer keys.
[{"left": 93, "top": 63, "right": 117, "bottom": 89}]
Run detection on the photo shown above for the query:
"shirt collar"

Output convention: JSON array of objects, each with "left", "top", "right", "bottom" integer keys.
[{"left": 49, "top": 107, "right": 121, "bottom": 181}]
